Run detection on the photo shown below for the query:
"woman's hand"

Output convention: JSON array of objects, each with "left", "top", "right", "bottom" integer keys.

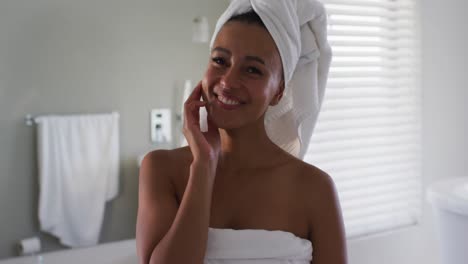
[{"left": 183, "top": 81, "right": 221, "bottom": 170}]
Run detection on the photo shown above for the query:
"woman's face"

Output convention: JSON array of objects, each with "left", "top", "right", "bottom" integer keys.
[{"left": 201, "top": 21, "right": 284, "bottom": 129}]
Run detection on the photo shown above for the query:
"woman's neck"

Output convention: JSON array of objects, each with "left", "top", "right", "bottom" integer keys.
[{"left": 216, "top": 120, "right": 286, "bottom": 170}]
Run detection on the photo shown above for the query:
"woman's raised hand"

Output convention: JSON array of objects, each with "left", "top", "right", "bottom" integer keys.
[{"left": 183, "top": 81, "right": 221, "bottom": 170}]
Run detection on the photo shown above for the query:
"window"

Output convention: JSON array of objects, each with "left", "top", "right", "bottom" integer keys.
[{"left": 304, "top": 0, "right": 422, "bottom": 239}]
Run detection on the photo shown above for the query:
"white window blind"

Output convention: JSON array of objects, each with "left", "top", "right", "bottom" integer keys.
[{"left": 304, "top": 0, "right": 422, "bottom": 239}]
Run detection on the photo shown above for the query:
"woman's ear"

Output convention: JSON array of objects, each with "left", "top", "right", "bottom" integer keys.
[{"left": 270, "top": 80, "right": 285, "bottom": 106}]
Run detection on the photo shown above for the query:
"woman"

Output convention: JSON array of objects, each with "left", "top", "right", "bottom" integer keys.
[{"left": 136, "top": 0, "right": 347, "bottom": 263}]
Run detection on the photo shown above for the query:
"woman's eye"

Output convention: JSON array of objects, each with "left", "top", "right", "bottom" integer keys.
[
  {"left": 212, "top": 57, "right": 225, "bottom": 65},
  {"left": 247, "top": 67, "right": 262, "bottom": 75}
]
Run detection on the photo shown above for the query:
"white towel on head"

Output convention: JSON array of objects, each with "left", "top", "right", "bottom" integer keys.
[
  {"left": 35, "top": 112, "right": 120, "bottom": 247},
  {"left": 209, "top": 0, "right": 332, "bottom": 159}
]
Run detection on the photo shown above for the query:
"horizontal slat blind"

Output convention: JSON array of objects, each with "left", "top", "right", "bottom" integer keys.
[{"left": 304, "top": 0, "right": 422, "bottom": 239}]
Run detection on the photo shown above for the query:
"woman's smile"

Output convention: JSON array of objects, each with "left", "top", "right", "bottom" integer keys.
[{"left": 214, "top": 93, "right": 245, "bottom": 110}]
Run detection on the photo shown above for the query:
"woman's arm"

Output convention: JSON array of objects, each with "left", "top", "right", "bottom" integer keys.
[
  {"left": 136, "top": 150, "right": 176, "bottom": 264},
  {"left": 136, "top": 150, "right": 216, "bottom": 264},
  {"left": 136, "top": 81, "right": 220, "bottom": 264},
  {"left": 307, "top": 171, "right": 348, "bottom": 264}
]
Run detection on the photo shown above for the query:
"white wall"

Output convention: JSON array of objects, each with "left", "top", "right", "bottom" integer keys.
[{"left": 347, "top": 0, "right": 468, "bottom": 263}]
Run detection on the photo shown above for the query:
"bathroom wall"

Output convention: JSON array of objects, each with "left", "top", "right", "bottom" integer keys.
[
  {"left": 348, "top": 0, "right": 468, "bottom": 264},
  {"left": 0, "top": 0, "right": 228, "bottom": 259}
]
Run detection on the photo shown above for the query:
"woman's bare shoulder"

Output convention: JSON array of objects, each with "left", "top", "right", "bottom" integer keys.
[
  {"left": 144, "top": 146, "right": 193, "bottom": 168},
  {"left": 269, "top": 150, "right": 332, "bottom": 193},
  {"left": 289, "top": 160, "right": 337, "bottom": 209},
  {"left": 295, "top": 162, "right": 347, "bottom": 261},
  {"left": 142, "top": 147, "right": 193, "bottom": 197},
  {"left": 141, "top": 146, "right": 193, "bottom": 187},
  {"left": 294, "top": 161, "right": 343, "bottom": 236},
  {"left": 297, "top": 161, "right": 332, "bottom": 187}
]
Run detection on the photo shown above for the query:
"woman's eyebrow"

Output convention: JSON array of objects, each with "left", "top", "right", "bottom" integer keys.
[
  {"left": 212, "top": 47, "right": 231, "bottom": 54},
  {"left": 245, "top": 56, "right": 265, "bottom": 65}
]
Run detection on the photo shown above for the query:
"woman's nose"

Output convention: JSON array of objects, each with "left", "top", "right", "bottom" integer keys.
[{"left": 220, "top": 67, "right": 240, "bottom": 89}]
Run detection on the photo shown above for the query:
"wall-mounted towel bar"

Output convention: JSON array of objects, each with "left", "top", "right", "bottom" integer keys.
[{"left": 25, "top": 111, "right": 119, "bottom": 126}]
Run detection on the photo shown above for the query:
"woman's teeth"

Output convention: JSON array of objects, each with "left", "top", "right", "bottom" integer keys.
[{"left": 217, "top": 95, "right": 241, "bottom": 105}]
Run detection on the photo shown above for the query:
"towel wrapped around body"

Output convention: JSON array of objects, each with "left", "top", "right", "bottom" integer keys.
[{"left": 204, "top": 228, "right": 313, "bottom": 264}]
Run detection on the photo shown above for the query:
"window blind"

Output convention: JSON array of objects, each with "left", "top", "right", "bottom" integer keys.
[{"left": 304, "top": 0, "right": 422, "bottom": 239}]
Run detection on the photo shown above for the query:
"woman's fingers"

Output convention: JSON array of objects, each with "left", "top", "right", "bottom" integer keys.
[
  {"left": 184, "top": 81, "right": 202, "bottom": 115},
  {"left": 183, "top": 101, "right": 205, "bottom": 130},
  {"left": 183, "top": 101, "right": 205, "bottom": 150},
  {"left": 183, "top": 82, "right": 203, "bottom": 124},
  {"left": 181, "top": 80, "right": 220, "bottom": 160}
]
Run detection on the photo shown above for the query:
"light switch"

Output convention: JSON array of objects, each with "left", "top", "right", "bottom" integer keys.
[{"left": 150, "top": 109, "right": 172, "bottom": 143}]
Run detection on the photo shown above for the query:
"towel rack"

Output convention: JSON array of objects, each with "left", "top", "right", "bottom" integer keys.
[{"left": 25, "top": 111, "right": 120, "bottom": 126}]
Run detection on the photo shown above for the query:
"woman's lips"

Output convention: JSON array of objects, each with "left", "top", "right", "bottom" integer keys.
[{"left": 214, "top": 94, "right": 244, "bottom": 110}]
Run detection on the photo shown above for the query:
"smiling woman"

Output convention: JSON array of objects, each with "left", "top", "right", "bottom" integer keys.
[
  {"left": 136, "top": 0, "right": 346, "bottom": 264},
  {"left": 201, "top": 17, "right": 284, "bottom": 129}
]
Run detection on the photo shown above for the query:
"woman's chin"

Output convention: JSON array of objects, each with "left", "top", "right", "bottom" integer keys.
[
  {"left": 209, "top": 117, "right": 240, "bottom": 130},
  {"left": 211, "top": 120, "right": 235, "bottom": 130}
]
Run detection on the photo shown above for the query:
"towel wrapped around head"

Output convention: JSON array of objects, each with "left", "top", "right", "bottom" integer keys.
[{"left": 207, "top": 0, "right": 332, "bottom": 159}]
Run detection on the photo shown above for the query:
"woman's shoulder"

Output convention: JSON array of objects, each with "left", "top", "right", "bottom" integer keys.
[
  {"left": 276, "top": 151, "right": 330, "bottom": 186},
  {"left": 287, "top": 158, "right": 336, "bottom": 206},
  {"left": 142, "top": 147, "right": 193, "bottom": 197},
  {"left": 144, "top": 146, "right": 193, "bottom": 167},
  {"left": 296, "top": 160, "right": 332, "bottom": 186},
  {"left": 140, "top": 146, "right": 193, "bottom": 186},
  {"left": 292, "top": 160, "right": 341, "bottom": 227},
  {"left": 266, "top": 146, "right": 332, "bottom": 192}
]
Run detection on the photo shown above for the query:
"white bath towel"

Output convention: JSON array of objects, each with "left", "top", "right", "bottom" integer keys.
[
  {"left": 205, "top": 228, "right": 313, "bottom": 263},
  {"left": 209, "top": 0, "right": 332, "bottom": 159},
  {"left": 35, "top": 112, "right": 120, "bottom": 247}
]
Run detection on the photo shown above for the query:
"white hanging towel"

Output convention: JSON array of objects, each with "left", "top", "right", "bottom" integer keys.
[{"left": 35, "top": 112, "right": 120, "bottom": 247}]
